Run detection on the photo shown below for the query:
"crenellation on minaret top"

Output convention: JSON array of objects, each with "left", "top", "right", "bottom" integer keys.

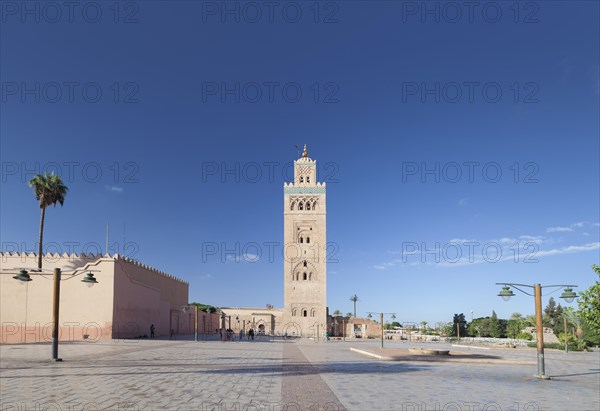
[{"left": 292, "top": 144, "right": 321, "bottom": 186}]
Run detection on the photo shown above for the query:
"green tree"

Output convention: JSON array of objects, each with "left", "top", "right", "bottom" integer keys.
[
  {"left": 562, "top": 307, "right": 584, "bottom": 339},
  {"left": 544, "top": 297, "right": 564, "bottom": 334},
  {"left": 390, "top": 321, "right": 402, "bottom": 328},
  {"left": 577, "top": 264, "right": 600, "bottom": 346},
  {"left": 29, "top": 173, "right": 68, "bottom": 270},
  {"left": 506, "top": 312, "right": 525, "bottom": 339},
  {"left": 332, "top": 309, "right": 342, "bottom": 317},
  {"left": 452, "top": 313, "right": 467, "bottom": 337},
  {"left": 350, "top": 294, "right": 359, "bottom": 317},
  {"left": 468, "top": 318, "right": 482, "bottom": 337},
  {"left": 524, "top": 314, "right": 536, "bottom": 327},
  {"left": 190, "top": 302, "right": 217, "bottom": 313},
  {"left": 489, "top": 311, "right": 502, "bottom": 338},
  {"left": 441, "top": 322, "right": 454, "bottom": 336}
]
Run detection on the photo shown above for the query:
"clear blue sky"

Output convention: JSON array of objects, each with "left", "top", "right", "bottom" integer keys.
[{"left": 1, "top": 1, "right": 598, "bottom": 325}]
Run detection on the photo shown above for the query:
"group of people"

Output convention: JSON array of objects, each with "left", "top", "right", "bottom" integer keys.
[
  {"left": 219, "top": 327, "right": 256, "bottom": 341},
  {"left": 149, "top": 323, "right": 265, "bottom": 341}
]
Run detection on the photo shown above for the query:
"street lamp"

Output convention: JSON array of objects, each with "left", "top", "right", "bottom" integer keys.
[
  {"left": 560, "top": 288, "right": 576, "bottom": 303},
  {"left": 367, "top": 312, "right": 397, "bottom": 348},
  {"left": 498, "top": 286, "right": 515, "bottom": 301},
  {"left": 81, "top": 272, "right": 98, "bottom": 288},
  {"left": 11, "top": 267, "right": 99, "bottom": 361},
  {"left": 182, "top": 304, "right": 201, "bottom": 342},
  {"left": 496, "top": 282, "right": 577, "bottom": 379},
  {"left": 13, "top": 269, "right": 32, "bottom": 283}
]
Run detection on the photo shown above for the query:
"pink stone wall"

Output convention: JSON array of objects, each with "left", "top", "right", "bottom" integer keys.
[{"left": 111, "top": 257, "right": 190, "bottom": 339}]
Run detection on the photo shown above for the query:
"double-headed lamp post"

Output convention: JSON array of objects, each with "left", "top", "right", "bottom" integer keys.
[
  {"left": 12, "top": 268, "right": 98, "bottom": 361},
  {"left": 496, "top": 282, "right": 577, "bottom": 379},
  {"left": 182, "top": 304, "right": 200, "bottom": 342}
]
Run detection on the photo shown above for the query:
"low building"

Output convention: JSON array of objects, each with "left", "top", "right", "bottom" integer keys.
[
  {"left": 328, "top": 316, "right": 383, "bottom": 339},
  {"left": 219, "top": 307, "right": 284, "bottom": 335},
  {"left": 0, "top": 252, "right": 211, "bottom": 343}
]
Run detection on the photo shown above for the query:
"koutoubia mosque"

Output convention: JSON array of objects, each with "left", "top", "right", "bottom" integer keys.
[{"left": 220, "top": 145, "right": 329, "bottom": 337}]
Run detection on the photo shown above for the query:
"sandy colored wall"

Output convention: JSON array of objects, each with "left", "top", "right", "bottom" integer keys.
[
  {"left": 112, "top": 257, "right": 189, "bottom": 338},
  {"left": 0, "top": 253, "right": 115, "bottom": 343},
  {"left": 1, "top": 253, "right": 192, "bottom": 342},
  {"left": 219, "top": 307, "right": 284, "bottom": 334}
]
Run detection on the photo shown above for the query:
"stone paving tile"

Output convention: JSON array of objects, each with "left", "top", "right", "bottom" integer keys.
[
  {"left": 282, "top": 343, "right": 346, "bottom": 410},
  {"left": 1, "top": 339, "right": 283, "bottom": 410},
  {"left": 1, "top": 338, "right": 599, "bottom": 410},
  {"left": 298, "top": 340, "right": 600, "bottom": 411}
]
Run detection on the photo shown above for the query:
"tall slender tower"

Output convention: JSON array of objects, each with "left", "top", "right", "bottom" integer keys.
[{"left": 282, "top": 145, "right": 327, "bottom": 337}]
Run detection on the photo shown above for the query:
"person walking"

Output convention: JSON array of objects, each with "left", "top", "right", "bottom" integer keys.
[{"left": 150, "top": 324, "right": 155, "bottom": 339}]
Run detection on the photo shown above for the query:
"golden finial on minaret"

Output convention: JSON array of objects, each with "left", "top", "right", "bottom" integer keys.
[{"left": 302, "top": 144, "right": 308, "bottom": 158}]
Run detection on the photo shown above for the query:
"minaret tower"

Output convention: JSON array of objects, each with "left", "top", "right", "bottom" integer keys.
[{"left": 282, "top": 145, "right": 327, "bottom": 337}]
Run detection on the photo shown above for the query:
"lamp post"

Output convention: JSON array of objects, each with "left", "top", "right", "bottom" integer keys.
[
  {"left": 496, "top": 282, "right": 577, "bottom": 379},
  {"left": 183, "top": 304, "right": 200, "bottom": 342},
  {"left": 195, "top": 305, "right": 199, "bottom": 342},
  {"left": 10, "top": 267, "right": 98, "bottom": 361},
  {"left": 563, "top": 316, "right": 568, "bottom": 354},
  {"left": 367, "top": 312, "right": 397, "bottom": 349}
]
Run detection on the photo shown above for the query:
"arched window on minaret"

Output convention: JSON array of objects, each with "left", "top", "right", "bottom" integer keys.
[
  {"left": 295, "top": 272, "right": 299, "bottom": 281},
  {"left": 303, "top": 272, "right": 307, "bottom": 280},
  {"left": 310, "top": 308, "right": 316, "bottom": 317},
  {"left": 299, "top": 176, "right": 304, "bottom": 183},
  {"left": 306, "top": 237, "right": 310, "bottom": 244},
  {"left": 303, "top": 310, "right": 308, "bottom": 317},
  {"left": 303, "top": 261, "right": 307, "bottom": 267},
  {"left": 307, "top": 176, "right": 310, "bottom": 183},
  {"left": 306, "top": 203, "right": 311, "bottom": 210},
  {"left": 299, "top": 237, "right": 303, "bottom": 243},
  {"left": 292, "top": 309, "right": 297, "bottom": 316},
  {"left": 309, "top": 272, "right": 312, "bottom": 280},
  {"left": 290, "top": 202, "right": 294, "bottom": 211},
  {"left": 299, "top": 202, "right": 304, "bottom": 210}
]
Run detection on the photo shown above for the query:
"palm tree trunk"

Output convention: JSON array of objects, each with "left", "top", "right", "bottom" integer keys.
[
  {"left": 37, "top": 206, "right": 46, "bottom": 270},
  {"left": 353, "top": 301, "right": 356, "bottom": 318}
]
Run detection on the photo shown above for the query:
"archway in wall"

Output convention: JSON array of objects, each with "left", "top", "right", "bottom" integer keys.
[{"left": 283, "top": 322, "right": 302, "bottom": 338}]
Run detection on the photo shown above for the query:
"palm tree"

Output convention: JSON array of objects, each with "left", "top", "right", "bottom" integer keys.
[
  {"left": 332, "top": 309, "right": 342, "bottom": 317},
  {"left": 420, "top": 321, "right": 428, "bottom": 331},
  {"left": 563, "top": 307, "right": 584, "bottom": 338},
  {"left": 524, "top": 314, "right": 536, "bottom": 327},
  {"left": 510, "top": 312, "right": 524, "bottom": 322},
  {"left": 350, "top": 294, "right": 359, "bottom": 317},
  {"left": 29, "top": 173, "right": 68, "bottom": 270}
]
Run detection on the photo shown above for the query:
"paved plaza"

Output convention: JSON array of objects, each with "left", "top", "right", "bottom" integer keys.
[{"left": 1, "top": 337, "right": 599, "bottom": 410}]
